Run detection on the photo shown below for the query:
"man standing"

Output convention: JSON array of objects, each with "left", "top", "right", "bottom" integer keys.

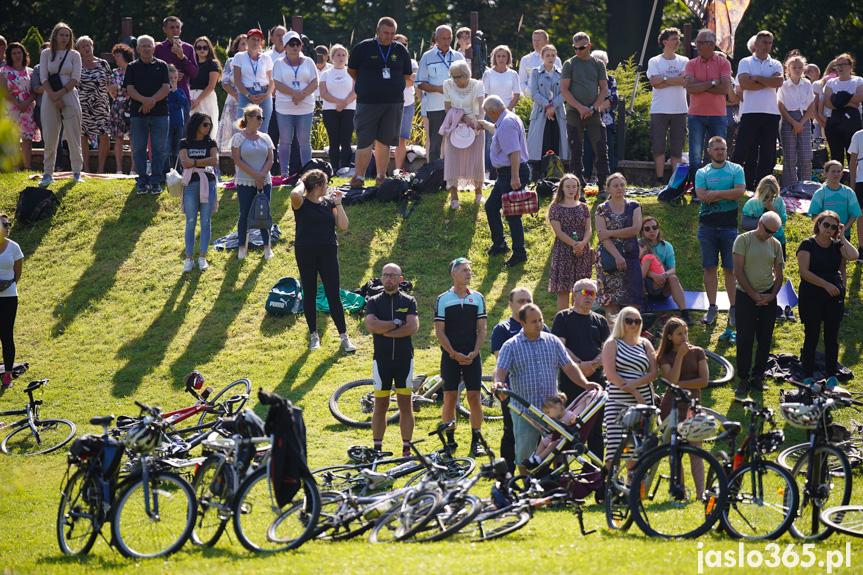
[
  {"left": 483, "top": 96, "right": 530, "bottom": 266},
  {"left": 124, "top": 35, "right": 170, "bottom": 194},
  {"left": 153, "top": 16, "right": 197, "bottom": 100},
  {"left": 695, "top": 136, "right": 746, "bottom": 326},
  {"left": 561, "top": 32, "right": 610, "bottom": 197},
  {"left": 416, "top": 25, "right": 465, "bottom": 163},
  {"left": 434, "top": 258, "right": 487, "bottom": 456},
  {"left": 648, "top": 27, "right": 689, "bottom": 185},
  {"left": 730, "top": 31, "right": 783, "bottom": 189},
  {"left": 347, "top": 17, "right": 413, "bottom": 188},
  {"left": 365, "top": 263, "right": 419, "bottom": 457},
  {"left": 517, "top": 29, "right": 561, "bottom": 99},
  {"left": 684, "top": 29, "right": 732, "bottom": 179},
  {"left": 493, "top": 304, "right": 599, "bottom": 474},
  {"left": 733, "top": 212, "right": 784, "bottom": 396}
]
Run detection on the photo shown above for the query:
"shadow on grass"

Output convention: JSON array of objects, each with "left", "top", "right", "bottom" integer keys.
[
  {"left": 274, "top": 345, "right": 343, "bottom": 403},
  {"left": 111, "top": 274, "right": 201, "bottom": 397}
]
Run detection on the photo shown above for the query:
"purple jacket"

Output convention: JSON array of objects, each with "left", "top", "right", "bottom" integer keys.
[{"left": 154, "top": 38, "right": 198, "bottom": 99}]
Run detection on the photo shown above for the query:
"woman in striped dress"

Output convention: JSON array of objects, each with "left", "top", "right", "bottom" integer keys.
[{"left": 601, "top": 306, "right": 658, "bottom": 463}]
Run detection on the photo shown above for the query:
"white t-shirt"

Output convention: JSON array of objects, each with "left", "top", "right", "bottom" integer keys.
[
  {"left": 232, "top": 51, "right": 274, "bottom": 90},
  {"left": 0, "top": 239, "right": 23, "bottom": 297},
  {"left": 272, "top": 56, "right": 317, "bottom": 115},
  {"left": 319, "top": 66, "right": 356, "bottom": 111},
  {"left": 518, "top": 51, "right": 562, "bottom": 98},
  {"left": 737, "top": 55, "right": 783, "bottom": 115},
  {"left": 826, "top": 76, "right": 863, "bottom": 114},
  {"left": 404, "top": 59, "right": 418, "bottom": 108},
  {"left": 647, "top": 54, "right": 689, "bottom": 114},
  {"left": 848, "top": 129, "right": 863, "bottom": 183},
  {"left": 482, "top": 68, "right": 520, "bottom": 106},
  {"left": 777, "top": 77, "right": 814, "bottom": 113}
]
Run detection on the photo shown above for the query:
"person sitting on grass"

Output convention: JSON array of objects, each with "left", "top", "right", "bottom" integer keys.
[
  {"left": 638, "top": 236, "right": 689, "bottom": 324},
  {"left": 638, "top": 216, "right": 691, "bottom": 324}
]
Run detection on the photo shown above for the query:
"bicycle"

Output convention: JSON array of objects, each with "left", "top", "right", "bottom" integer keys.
[
  {"left": 1, "top": 379, "right": 76, "bottom": 455},
  {"left": 820, "top": 505, "right": 863, "bottom": 537},
  {"left": 328, "top": 370, "right": 501, "bottom": 428}
]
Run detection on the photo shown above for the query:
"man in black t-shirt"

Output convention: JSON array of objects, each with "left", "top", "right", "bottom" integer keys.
[
  {"left": 347, "top": 17, "right": 413, "bottom": 188},
  {"left": 365, "top": 263, "right": 419, "bottom": 457}
]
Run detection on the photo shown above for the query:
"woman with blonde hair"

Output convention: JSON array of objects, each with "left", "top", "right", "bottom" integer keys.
[
  {"left": 778, "top": 54, "right": 816, "bottom": 187},
  {"left": 526, "top": 44, "right": 568, "bottom": 175},
  {"left": 547, "top": 174, "right": 591, "bottom": 310},
  {"left": 319, "top": 43, "right": 357, "bottom": 174},
  {"left": 743, "top": 175, "right": 788, "bottom": 261}
]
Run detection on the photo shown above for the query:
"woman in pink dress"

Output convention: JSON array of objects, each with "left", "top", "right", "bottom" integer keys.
[
  {"left": 442, "top": 60, "right": 485, "bottom": 210},
  {"left": 1, "top": 42, "right": 41, "bottom": 169}
]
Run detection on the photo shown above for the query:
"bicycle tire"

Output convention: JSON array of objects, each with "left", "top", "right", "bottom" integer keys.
[
  {"left": 312, "top": 464, "right": 373, "bottom": 492},
  {"left": 190, "top": 456, "right": 232, "bottom": 547},
  {"left": 456, "top": 376, "right": 503, "bottom": 422},
  {"left": 705, "top": 450, "right": 730, "bottom": 533},
  {"left": 2, "top": 418, "right": 76, "bottom": 455},
  {"left": 629, "top": 443, "right": 728, "bottom": 539},
  {"left": 820, "top": 505, "right": 863, "bottom": 538},
  {"left": 312, "top": 490, "right": 382, "bottom": 541},
  {"left": 404, "top": 457, "right": 476, "bottom": 487},
  {"left": 56, "top": 469, "right": 100, "bottom": 555},
  {"left": 466, "top": 505, "right": 532, "bottom": 541},
  {"left": 789, "top": 444, "right": 852, "bottom": 541},
  {"left": 367, "top": 490, "right": 441, "bottom": 543},
  {"left": 605, "top": 432, "right": 638, "bottom": 531},
  {"left": 111, "top": 472, "right": 197, "bottom": 558},
  {"left": 411, "top": 494, "right": 483, "bottom": 542},
  {"left": 265, "top": 477, "right": 321, "bottom": 550},
  {"left": 329, "top": 379, "right": 400, "bottom": 429},
  {"left": 720, "top": 461, "right": 799, "bottom": 540},
  {"left": 198, "top": 378, "right": 252, "bottom": 427},
  {"left": 704, "top": 350, "right": 735, "bottom": 389}
]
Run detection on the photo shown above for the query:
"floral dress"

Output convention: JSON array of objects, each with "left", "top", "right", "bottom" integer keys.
[
  {"left": 79, "top": 58, "right": 112, "bottom": 137},
  {"left": 548, "top": 202, "right": 593, "bottom": 293},
  {"left": 217, "top": 57, "right": 240, "bottom": 153},
  {"left": 109, "top": 67, "right": 131, "bottom": 138},
  {"left": 1, "top": 66, "right": 40, "bottom": 141},
  {"left": 595, "top": 199, "right": 643, "bottom": 307}
]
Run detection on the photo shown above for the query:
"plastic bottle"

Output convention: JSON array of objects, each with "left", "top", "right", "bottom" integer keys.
[
  {"left": 146, "top": 160, "right": 152, "bottom": 176},
  {"left": 571, "top": 231, "right": 579, "bottom": 242},
  {"left": 363, "top": 498, "right": 395, "bottom": 520}
]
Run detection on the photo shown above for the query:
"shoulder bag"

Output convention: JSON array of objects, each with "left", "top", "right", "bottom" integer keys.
[{"left": 48, "top": 49, "right": 70, "bottom": 92}]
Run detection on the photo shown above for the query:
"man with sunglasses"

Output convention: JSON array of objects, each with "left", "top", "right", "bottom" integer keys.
[
  {"left": 153, "top": 16, "right": 198, "bottom": 100},
  {"left": 732, "top": 211, "right": 784, "bottom": 396}
]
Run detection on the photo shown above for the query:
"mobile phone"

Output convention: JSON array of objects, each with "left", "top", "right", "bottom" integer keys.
[{"left": 173, "top": 38, "right": 181, "bottom": 48}]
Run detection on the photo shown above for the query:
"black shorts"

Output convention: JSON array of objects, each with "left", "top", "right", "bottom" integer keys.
[
  {"left": 354, "top": 102, "right": 403, "bottom": 148},
  {"left": 440, "top": 351, "right": 482, "bottom": 392},
  {"left": 373, "top": 357, "right": 414, "bottom": 397}
]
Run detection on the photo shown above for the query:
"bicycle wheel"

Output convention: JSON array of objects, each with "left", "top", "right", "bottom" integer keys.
[
  {"left": 190, "top": 456, "right": 232, "bottom": 546},
  {"left": 111, "top": 472, "right": 197, "bottom": 558},
  {"left": 329, "top": 379, "right": 400, "bottom": 428},
  {"left": 457, "top": 376, "right": 503, "bottom": 422},
  {"left": 368, "top": 490, "right": 441, "bottom": 543},
  {"left": 2, "top": 418, "right": 76, "bottom": 455},
  {"left": 404, "top": 457, "right": 476, "bottom": 487},
  {"left": 720, "top": 461, "right": 799, "bottom": 540},
  {"left": 412, "top": 494, "right": 482, "bottom": 542},
  {"left": 777, "top": 442, "right": 812, "bottom": 471},
  {"left": 820, "top": 506, "right": 863, "bottom": 538},
  {"left": 789, "top": 444, "right": 852, "bottom": 541},
  {"left": 312, "top": 491, "right": 380, "bottom": 541},
  {"left": 705, "top": 450, "right": 730, "bottom": 533},
  {"left": 704, "top": 350, "right": 735, "bottom": 389},
  {"left": 605, "top": 433, "right": 638, "bottom": 531},
  {"left": 56, "top": 469, "right": 100, "bottom": 555},
  {"left": 265, "top": 477, "right": 321, "bottom": 550},
  {"left": 466, "top": 505, "right": 532, "bottom": 541},
  {"left": 198, "top": 378, "right": 251, "bottom": 427},
  {"left": 629, "top": 443, "right": 727, "bottom": 539},
  {"left": 312, "top": 465, "right": 371, "bottom": 492}
]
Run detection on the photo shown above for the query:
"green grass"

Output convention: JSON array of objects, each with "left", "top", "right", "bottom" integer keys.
[{"left": 0, "top": 172, "right": 862, "bottom": 574}]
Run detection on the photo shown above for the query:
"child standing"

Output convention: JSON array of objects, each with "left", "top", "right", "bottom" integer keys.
[
  {"left": 548, "top": 174, "right": 592, "bottom": 311},
  {"left": 166, "top": 64, "right": 190, "bottom": 180}
]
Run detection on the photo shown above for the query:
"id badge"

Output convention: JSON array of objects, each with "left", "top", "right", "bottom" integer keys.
[
  {"left": 382, "top": 68, "right": 391, "bottom": 80},
  {"left": 253, "top": 82, "right": 261, "bottom": 91},
  {"left": 292, "top": 81, "right": 301, "bottom": 90}
]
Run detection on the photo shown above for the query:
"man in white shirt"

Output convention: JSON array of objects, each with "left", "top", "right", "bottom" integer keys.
[
  {"left": 730, "top": 30, "right": 783, "bottom": 189},
  {"left": 647, "top": 27, "right": 689, "bottom": 185},
  {"left": 518, "top": 29, "right": 561, "bottom": 99},
  {"left": 416, "top": 25, "right": 465, "bottom": 163}
]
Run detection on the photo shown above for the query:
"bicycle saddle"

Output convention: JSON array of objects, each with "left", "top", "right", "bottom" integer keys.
[
  {"left": 432, "top": 420, "right": 456, "bottom": 435},
  {"left": 90, "top": 415, "right": 115, "bottom": 427},
  {"left": 360, "top": 469, "right": 393, "bottom": 489},
  {"left": 720, "top": 421, "right": 742, "bottom": 435},
  {"left": 23, "top": 379, "right": 48, "bottom": 393}
]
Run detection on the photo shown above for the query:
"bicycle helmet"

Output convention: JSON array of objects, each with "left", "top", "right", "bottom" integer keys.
[
  {"left": 676, "top": 413, "right": 719, "bottom": 442},
  {"left": 183, "top": 370, "right": 205, "bottom": 390},
  {"left": 616, "top": 406, "right": 657, "bottom": 430},
  {"left": 124, "top": 418, "right": 161, "bottom": 454},
  {"left": 231, "top": 409, "right": 266, "bottom": 438},
  {"left": 779, "top": 402, "right": 821, "bottom": 430}
]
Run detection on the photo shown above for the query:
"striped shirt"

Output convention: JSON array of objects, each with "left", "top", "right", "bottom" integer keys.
[
  {"left": 614, "top": 338, "right": 651, "bottom": 380},
  {"left": 497, "top": 331, "right": 571, "bottom": 408}
]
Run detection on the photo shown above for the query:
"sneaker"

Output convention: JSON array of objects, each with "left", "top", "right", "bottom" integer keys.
[
  {"left": 702, "top": 305, "right": 718, "bottom": 325},
  {"left": 803, "top": 377, "right": 815, "bottom": 387},
  {"left": 826, "top": 376, "right": 838, "bottom": 388},
  {"left": 784, "top": 305, "right": 796, "bottom": 322},
  {"left": 309, "top": 332, "right": 321, "bottom": 350},
  {"left": 718, "top": 328, "right": 733, "bottom": 342},
  {"left": 115, "top": 170, "right": 124, "bottom": 175},
  {"left": 38, "top": 174, "right": 54, "bottom": 187},
  {"left": 136, "top": 183, "right": 149, "bottom": 194},
  {"left": 340, "top": 335, "right": 357, "bottom": 353},
  {"left": 1, "top": 372, "right": 12, "bottom": 390},
  {"left": 402, "top": 447, "right": 412, "bottom": 458},
  {"left": 471, "top": 442, "right": 487, "bottom": 457},
  {"left": 734, "top": 378, "right": 750, "bottom": 397},
  {"left": 776, "top": 306, "right": 785, "bottom": 320},
  {"left": 335, "top": 167, "right": 351, "bottom": 176},
  {"left": 263, "top": 246, "right": 274, "bottom": 260},
  {"left": 129, "top": 170, "right": 138, "bottom": 177},
  {"left": 505, "top": 253, "right": 527, "bottom": 266},
  {"left": 728, "top": 306, "right": 736, "bottom": 328},
  {"left": 349, "top": 176, "right": 364, "bottom": 188},
  {"left": 198, "top": 256, "right": 209, "bottom": 271},
  {"left": 182, "top": 258, "right": 195, "bottom": 272},
  {"left": 237, "top": 247, "right": 247, "bottom": 260},
  {"left": 151, "top": 184, "right": 164, "bottom": 194},
  {"left": 485, "top": 244, "right": 509, "bottom": 256},
  {"left": 474, "top": 194, "right": 484, "bottom": 205},
  {"left": 72, "top": 173, "right": 83, "bottom": 184},
  {"left": 450, "top": 199, "right": 460, "bottom": 210}
]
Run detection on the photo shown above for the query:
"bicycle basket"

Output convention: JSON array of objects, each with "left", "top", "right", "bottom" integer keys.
[
  {"left": 676, "top": 413, "right": 719, "bottom": 442},
  {"left": 779, "top": 403, "right": 822, "bottom": 430}
]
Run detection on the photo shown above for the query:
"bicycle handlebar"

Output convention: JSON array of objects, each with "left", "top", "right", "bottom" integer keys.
[{"left": 497, "top": 389, "right": 531, "bottom": 408}]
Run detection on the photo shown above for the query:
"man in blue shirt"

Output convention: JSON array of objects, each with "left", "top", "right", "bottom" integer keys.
[{"left": 416, "top": 25, "right": 464, "bottom": 163}]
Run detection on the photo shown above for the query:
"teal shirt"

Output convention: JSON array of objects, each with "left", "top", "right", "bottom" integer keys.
[
  {"left": 808, "top": 184, "right": 862, "bottom": 237},
  {"left": 652, "top": 241, "right": 676, "bottom": 270},
  {"left": 695, "top": 161, "right": 745, "bottom": 227},
  {"left": 743, "top": 196, "right": 788, "bottom": 244}
]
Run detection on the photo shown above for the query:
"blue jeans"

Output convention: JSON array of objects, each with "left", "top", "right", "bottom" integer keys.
[
  {"left": 238, "top": 90, "right": 273, "bottom": 138},
  {"left": 687, "top": 115, "right": 727, "bottom": 177},
  {"left": 485, "top": 163, "right": 530, "bottom": 255},
  {"left": 236, "top": 184, "right": 271, "bottom": 247},
  {"left": 276, "top": 112, "right": 313, "bottom": 176},
  {"left": 183, "top": 179, "right": 216, "bottom": 256},
  {"left": 168, "top": 124, "right": 184, "bottom": 174},
  {"left": 130, "top": 114, "right": 169, "bottom": 187}
]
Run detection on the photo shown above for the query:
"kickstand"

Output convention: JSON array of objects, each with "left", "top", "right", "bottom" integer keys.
[{"left": 574, "top": 503, "right": 596, "bottom": 536}]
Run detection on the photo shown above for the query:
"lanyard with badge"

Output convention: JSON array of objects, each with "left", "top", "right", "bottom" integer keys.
[
  {"left": 286, "top": 56, "right": 302, "bottom": 90},
  {"left": 377, "top": 39, "right": 392, "bottom": 79},
  {"left": 438, "top": 50, "right": 453, "bottom": 69},
  {"left": 250, "top": 54, "right": 261, "bottom": 91}
]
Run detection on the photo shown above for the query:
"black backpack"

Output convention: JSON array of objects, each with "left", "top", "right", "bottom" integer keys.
[
  {"left": 534, "top": 179, "right": 558, "bottom": 198},
  {"left": 377, "top": 175, "right": 411, "bottom": 203},
  {"left": 247, "top": 191, "right": 273, "bottom": 230},
  {"left": 299, "top": 158, "right": 334, "bottom": 180},
  {"left": 15, "top": 187, "right": 60, "bottom": 223},
  {"left": 410, "top": 159, "right": 446, "bottom": 194}
]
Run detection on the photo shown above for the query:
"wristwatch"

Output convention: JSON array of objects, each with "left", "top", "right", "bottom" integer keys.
[
  {"left": 711, "top": 79, "right": 717, "bottom": 86},
  {"left": 393, "top": 318, "right": 402, "bottom": 327},
  {"left": 663, "top": 75, "right": 668, "bottom": 82},
  {"left": 589, "top": 105, "right": 595, "bottom": 111}
]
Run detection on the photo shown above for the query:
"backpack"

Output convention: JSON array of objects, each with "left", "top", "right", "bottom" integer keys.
[
  {"left": 376, "top": 175, "right": 411, "bottom": 203},
  {"left": 657, "top": 163, "right": 691, "bottom": 204},
  {"left": 342, "top": 185, "right": 378, "bottom": 205},
  {"left": 299, "top": 158, "right": 334, "bottom": 180},
  {"left": 534, "top": 179, "right": 558, "bottom": 198},
  {"left": 265, "top": 277, "right": 303, "bottom": 315},
  {"left": 15, "top": 187, "right": 60, "bottom": 223},
  {"left": 258, "top": 389, "right": 314, "bottom": 506},
  {"left": 247, "top": 191, "right": 273, "bottom": 230},
  {"left": 540, "top": 150, "right": 565, "bottom": 180},
  {"left": 410, "top": 159, "right": 446, "bottom": 194}
]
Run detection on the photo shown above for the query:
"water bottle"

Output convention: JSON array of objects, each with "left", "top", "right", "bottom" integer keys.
[
  {"left": 146, "top": 160, "right": 152, "bottom": 176},
  {"left": 363, "top": 498, "right": 395, "bottom": 520},
  {"left": 571, "top": 231, "right": 579, "bottom": 242}
]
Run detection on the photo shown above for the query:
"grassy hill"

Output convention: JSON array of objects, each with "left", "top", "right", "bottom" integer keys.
[{"left": 0, "top": 172, "right": 861, "bottom": 574}]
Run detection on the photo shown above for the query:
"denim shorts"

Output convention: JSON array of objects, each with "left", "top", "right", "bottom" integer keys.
[
  {"left": 697, "top": 224, "right": 737, "bottom": 270},
  {"left": 400, "top": 104, "right": 414, "bottom": 140}
]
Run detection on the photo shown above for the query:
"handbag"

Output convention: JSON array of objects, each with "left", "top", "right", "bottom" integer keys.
[
  {"left": 48, "top": 49, "right": 70, "bottom": 92},
  {"left": 599, "top": 245, "right": 618, "bottom": 273},
  {"left": 166, "top": 157, "right": 183, "bottom": 198},
  {"left": 501, "top": 189, "right": 538, "bottom": 216},
  {"left": 741, "top": 214, "right": 759, "bottom": 231}
]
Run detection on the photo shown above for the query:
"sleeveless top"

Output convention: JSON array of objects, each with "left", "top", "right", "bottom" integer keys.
[{"left": 614, "top": 338, "right": 651, "bottom": 380}]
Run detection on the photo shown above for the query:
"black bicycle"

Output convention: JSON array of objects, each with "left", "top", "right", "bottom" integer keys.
[{"left": 1, "top": 379, "right": 76, "bottom": 455}]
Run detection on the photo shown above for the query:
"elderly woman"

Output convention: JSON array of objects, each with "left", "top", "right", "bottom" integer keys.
[
  {"left": 441, "top": 60, "right": 485, "bottom": 209},
  {"left": 190, "top": 36, "right": 222, "bottom": 141},
  {"left": 107, "top": 43, "right": 136, "bottom": 175},
  {"left": 272, "top": 31, "right": 318, "bottom": 177},
  {"left": 1, "top": 42, "right": 40, "bottom": 170},
  {"left": 527, "top": 44, "right": 568, "bottom": 172},
  {"left": 823, "top": 53, "right": 863, "bottom": 164},
  {"left": 76, "top": 36, "right": 112, "bottom": 173},
  {"left": 217, "top": 34, "right": 246, "bottom": 154}
]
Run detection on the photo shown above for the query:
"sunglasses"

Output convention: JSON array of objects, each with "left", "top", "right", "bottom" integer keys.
[
  {"left": 201, "top": 122, "right": 212, "bottom": 127},
  {"left": 576, "top": 289, "right": 596, "bottom": 297},
  {"left": 623, "top": 317, "right": 642, "bottom": 326},
  {"left": 195, "top": 45, "right": 209, "bottom": 51},
  {"left": 763, "top": 224, "right": 779, "bottom": 235},
  {"left": 287, "top": 39, "right": 302, "bottom": 47},
  {"left": 248, "top": 114, "right": 264, "bottom": 121},
  {"left": 573, "top": 45, "right": 589, "bottom": 51},
  {"left": 451, "top": 74, "right": 465, "bottom": 80},
  {"left": 643, "top": 225, "right": 659, "bottom": 232},
  {"left": 821, "top": 221, "right": 839, "bottom": 231}
]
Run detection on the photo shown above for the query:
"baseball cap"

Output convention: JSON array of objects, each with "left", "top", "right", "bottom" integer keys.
[
  {"left": 285, "top": 31, "right": 301, "bottom": 43},
  {"left": 247, "top": 29, "right": 265, "bottom": 40},
  {"left": 449, "top": 257, "right": 471, "bottom": 273}
]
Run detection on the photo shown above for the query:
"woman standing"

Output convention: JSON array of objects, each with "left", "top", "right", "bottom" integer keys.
[
  {"left": 1, "top": 43, "right": 40, "bottom": 170},
  {"left": 601, "top": 306, "right": 657, "bottom": 464},
  {"left": 482, "top": 45, "right": 521, "bottom": 176},
  {"left": 639, "top": 216, "right": 691, "bottom": 324},
  {"left": 179, "top": 113, "right": 219, "bottom": 272},
  {"left": 441, "top": 60, "right": 485, "bottom": 209},
  {"left": 233, "top": 29, "right": 274, "bottom": 138},
  {"left": 797, "top": 211, "right": 858, "bottom": 380},
  {"left": 778, "top": 54, "right": 816, "bottom": 187},
  {"left": 107, "top": 43, "right": 136, "bottom": 175},
  {"left": 230, "top": 105, "right": 274, "bottom": 261},
  {"left": 527, "top": 45, "right": 569, "bottom": 173},
  {"left": 547, "top": 174, "right": 592, "bottom": 311},
  {"left": 272, "top": 31, "right": 317, "bottom": 177},
  {"left": 289, "top": 170, "right": 355, "bottom": 353},
  {"left": 217, "top": 34, "right": 247, "bottom": 154},
  {"left": 319, "top": 44, "right": 357, "bottom": 175},
  {"left": 189, "top": 36, "right": 222, "bottom": 142},
  {"left": 823, "top": 53, "right": 863, "bottom": 164},
  {"left": 595, "top": 173, "right": 643, "bottom": 320},
  {"left": 39, "top": 22, "right": 84, "bottom": 186},
  {"left": 0, "top": 213, "right": 23, "bottom": 390},
  {"left": 76, "top": 36, "right": 112, "bottom": 173}
]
